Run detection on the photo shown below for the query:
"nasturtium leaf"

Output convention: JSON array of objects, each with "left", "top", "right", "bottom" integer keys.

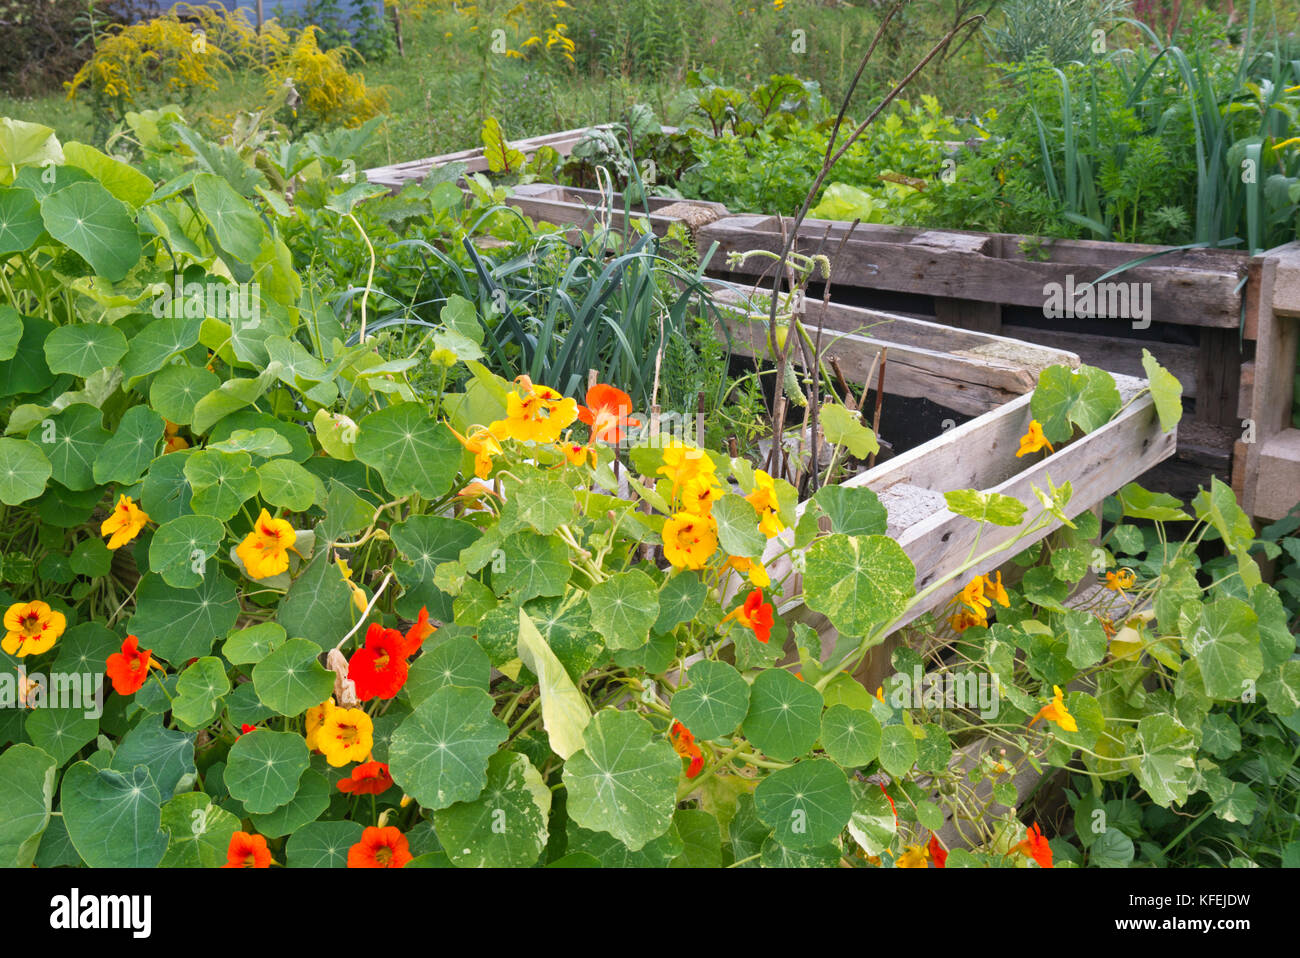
[
  {"left": 1031, "top": 363, "right": 1122, "bottom": 444},
  {"left": 31, "top": 810, "right": 78, "bottom": 868},
  {"left": 916, "top": 722, "right": 954, "bottom": 775},
  {"left": 54, "top": 621, "right": 117, "bottom": 676},
  {"left": 389, "top": 514, "right": 481, "bottom": 621},
  {"left": 44, "top": 403, "right": 109, "bottom": 491},
  {"left": 821, "top": 403, "right": 880, "bottom": 458},
  {"left": 127, "top": 571, "right": 239, "bottom": 663},
  {"left": 588, "top": 569, "right": 660, "bottom": 650},
  {"left": 0, "top": 744, "right": 56, "bottom": 868},
  {"left": 671, "top": 660, "right": 751, "bottom": 741},
  {"left": 0, "top": 304, "right": 22, "bottom": 361},
  {"left": 655, "top": 571, "right": 706, "bottom": 633},
  {"left": 111, "top": 715, "right": 195, "bottom": 799},
  {"left": 140, "top": 449, "right": 195, "bottom": 523},
  {"left": 517, "top": 608, "right": 590, "bottom": 760},
  {"left": 509, "top": 478, "right": 577, "bottom": 535},
  {"left": 847, "top": 780, "right": 897, "bottom": 856},
  {"left": 1259, "top": 660, "right": 1300, "bottom": 717},
  {"left": 354, "top": 403, "right": 461, "bottom": 499},
  {"left": 743, "top": 669, "right": 823, "bottom": 761},
  {"left": 713, "top": 494, "right": 765, "bottom": 558},
  {"left": 40, "top": 180, "right": 140, "bottom": 282},
  {"left": 43, "top": 323, "right": 128, "bottom": 378},
  {"left": 277, "top": 551, "right": 356, "bottom": 647},
  {"left": 1184, "top": 598, "right": 1262, "bottom": 700},
  {"left": 494, "top": 530, "right": 571, "bottom": 601},
  {"left": 819, "top": 705, "right": 881, "bottom": 767},
  {"left": 223, "top": 622, "right": 287, "bottom": 666},
  {"left": 760, "top": 835, "right": 841, "bottom": 867},
  {"left": 1253, "top": 584, "right": 1293, "bottom": 670},
  {"left": 225, "top": 730, "right": 310, "bottom": 814},
  {"left": 253, "top": 638, "right": 334, "bottom": 716},
  {"left": 25, "top": 706, "right": 97, "bottom": 766},
  {"left": 1132, "top": 713, "right": 1196, "bottom": 808},
  {"left": 1194, "top": 477, "right": 1261, "bottom": 590},
  {"left": 208, "top": 410, "right": 313, "bottom": 463},
  {"left": 121, "top": 315, "right": 203, "bottom": 386},
  {"left": 389, "top": 685, "right": 508, "bottom": 811},
  {"left": 192, "top": 171, "right": 262, "bottom": 261},
  {"left": 668, "top": 808, "right": 724, "bottom": 868},
  {"left": 821, "top": 673, "right": 877, "bottom": 712},
  {"left": 249, "top": 769, "right": 331, "bottom": 838},
  {"left": 159, "top": 792, "right": 239, "bottom": 867},
  {"left": 811, "top": 484, "right": 889, "bottom": 536},
  {"left": 149, "top": 514, "right": 225, "bottom": 588},
  {"left": 0, "top": 187, "right": 43, "bottom": 254},
  {"left": 1200, "top": 713, "right": 1242, "bottom": 759},
  {"left": 754, "top": 758, "right": 852, "bottom": 849},
  {"left": 93, "top": 405, "right": 164, "bottom": 485},
  {"left": 0, "top": 312, "right": 55, "bottom": 396},
  {"left": 61, "top": 762, "right": 168, "bottom": 867},
  {"left": 877, "top": 723, "right": 918, "bottom": 779},
  {"left": 62, "top": 141, "right": 153, "bottom": 210},
  {"left": 565, "top": 819, "right": 683, "bottom": 868},
  {"left": 210, "top": 428, "right": 294, "bottom": 459},
  {"left": 1062, "top": 608, "right": 1107, "bottom": 669},
  {"left": 432, "top": 750, "right": 551, "bottom": 868},
  {"left": 406, "top": 632, "right": 491, "bottom": 704},
  {"left": 286, "top": 820, "right": 365, "bottom": 868},
  {"left": 944, "top": 489, "right": 1027, "bottom": 527},
  {"left": 0, "top": 438, "right": 51, "bottom": 505},
  {"left": 804, "top": 533, "right": 915, "bottom": 638},
  {"left": 190, "top": 365, "right": 281, "bottom": 435},
  {"left": 1141, "top": 349, "right": 1183, "bottom": 432},
  {"left": 149, "top": 364, "right": 220, "bottom": 427},
  {"left": 726, "top": 793, "right": 771, "bottom": 867},
  {"left": 183, "top": 449, "right": 259, "bottom": 521},
  {"left": 562, "top": 708, "right": 680, "bottom": 852},
  {"left": 257, "top": 458, "right": 323, "bottom": 512},
  {"left": 172, "top": 656, "right": 230, "bottom": 729},
  {"left": 318, "top": 479, "right": 373, "bottom": 543},
  {"left": 522, "top": 593, "right": 602, "bottom": 681}
]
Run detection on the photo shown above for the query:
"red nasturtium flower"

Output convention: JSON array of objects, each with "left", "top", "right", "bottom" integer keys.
[
  {"left": 348, "top": 624, "right": 411, "bottom": 700},
  {"left": 1013, "top": 822, "right": 1053, "bottom": 868},
  {"left": 578, "top": 383, "right": 640, "bottom": 444},
  {"left": 348, "top": 826, "right": 412, "bottom": 868},
  {"left": 105, "top": 635, "right": 159, "bottom": 696},
  {"left": 338, "top": 761, "right": 395, "bottom": 796},
  {"left": 928, "top": 833, "right": 948, "bottom": 868},
  {"left": 723, "top": 589, "right": 775, "bottom": 644},
  {"left": 669, "top": 721, "right": 705, "bottom": 778},
  {"left": 397, "top": 606, "right": 435, "bottom": 659},
  {"left": 223, "top": 831, "right": 273, "bottom": 868}
]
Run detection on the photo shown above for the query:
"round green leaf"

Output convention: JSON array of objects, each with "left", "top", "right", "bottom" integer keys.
[
  {"left": 0, "top": 744, "right": 57, "bottom": 867},
  {"left": 140, "top": 449, "right": 195, "bottom": 523},
  {"left": 562, "top": 708, "right": 680, "bottom": 852},
  {"left": 1031, "top": 363, "right": 1121, "bottom": 444},
  {"left": 510, "top": 478, "right": 578, "bottom": 535},
  {"left": 184, "top": 448, "right": 259, "bottom": 520},
  {"left": 253, "top": 638, "right": 334, "bottom": 716},
  {"left": 249, "top": 769, "right": 331, "bottom": 838},
  {"left": 61, "top": 762, "right": 168, "bottom": 867},
  {"left": 819, "top": 704, "right": 881, "bottom": 767},
  {"left": 93, "top": 404, "right": 165, "bottom": 486},
  {"left": 804, "top": 533, "right": 916, "bottom": 637},
  {"left": 713, "top": 494, "right": 765, "bottom": 558},
  {"left": 286, "top": 820, "right": 365, "bottom": 868},
  {"left": 354, "top": 403, "right": 461, "bottom": 499},
  {"left": 25, "top": 707, "right": 98, "bottom": 766},
  {"left": 588, "top": 568, "right": 660, "bottom": 651},
  {"left": 0, "top": 303, "right": 22, "bottom": 361},
  {"left": 277, "top": 552, "right": 357, "bottom": 646},
  {"left": 389, "top": 685, "right": 508, "bottom": 811},
  {"left": 877, "top": 723, "right": 918, "bottom": 779},
  {"left": 1185, "top": 598, "right": 1263, "bottom": 700},
  {"left": 0, "top": 187, "right": 43, "bottom": 254},
  {"left": 522, "top": 594, "right": 602, "bottom": 682},
  {"left": 432, "top": 750, "right": 551, "bottom": 867},
  {"left": 223, "top": 622, "right": 287, "bottom": 666},
  {"left": 405, "top": 632, "right": 491, "bottom": 704},
  {"left": 655, "top": 571, "right": 706, "bottom": 633},
  {"left": 40, "top": 180, "right": 141, "bottom": 282},
  {"left": 494, "top": 530, "right": 571, "bottom": 602},
  {"left": 159, "top": 792, "right": 240, "bottom": 867},
  {"left": 916, "top": 722, "right": 953, "bottom": 775},
  {"left": 389, "top": 514, "right": 481, "bottom": 622},
  {"left": 671, "top": 660, "right": 751, "bottom": 741},
  {"left": 149, "top": 364, "right": 220, "bottom": 427},
  {"left": 743, "top": 668, "right": 823, "bottom": 761},
  {"left": 225, "top": 729, "right": 310, "bottom": 814},
  {"left": 43, "top": 323, "right": 128, "bottom": 378},
  {"left": 258, "top": 457, "right": 323, "bottom": 512},
  {"left": 121, "top": 315, "right": 202, "bottom": 386},
  {"left": 127, "top": 570, "right": 239, "bottom": 663},
  {"left": 110, "top": 714, "right": 195, "bottom": 799},
  {"left": 172, "top": 656, "right": 230, "bottom": 729},
  {"left": 754, "top": 758, "right": 853, "bottom": 849},
  {"left": 149, "top": 514, "right": 225, "bottom": 588},
  {"left": 192, "top": 171, "right": 262, "bottom": 261},
  {"left": 43, "top": 403, "right": 110, "bottom": 491},
  {"left": 0, "top": 313, "right": 55, "bottom": 396},
  {"left": 811, "top": 484, "right": 889, "bottom": 535},
  {"left": 0, "top": 437, "right": 51, "bottom": 505}
]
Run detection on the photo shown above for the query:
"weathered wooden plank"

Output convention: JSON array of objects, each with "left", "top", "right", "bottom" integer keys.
[
  {"left": 1000, "top": 324, "right": 1199, "bottom": 399},
  {"left": 1196, "top": 327, "right": 1243, "bottom": 426},
  {"left": 500, "top": 184, "right": 729, "bottom": 238}
]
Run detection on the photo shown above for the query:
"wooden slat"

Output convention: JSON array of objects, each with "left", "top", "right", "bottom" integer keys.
[{"left": 1196, "top": 327, "right": 1243, "bottom": 426}]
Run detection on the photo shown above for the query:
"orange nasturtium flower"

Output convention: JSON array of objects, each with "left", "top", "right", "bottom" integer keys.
[
  {"left": 1028, "top": 685, "right": 1078, "bottom": 733},
  {"left": 726, "top": 555, "right": 771, "bottom": 589},
  {"left": 3, "top": 600, "right": 67, "bottom": 657},
  {"left": 896, "top": 844, "right": 929, "bottom": 868},
  {"left": 948, "top": 609, "right": 987, "bottom": 634},
  {"left": 1015, "top": 419, "right": 1055, "bottom": 458},
  {"left": 348, "top": 825, "right": 412, "bottom": 868},
  {"left": 723, "top": 589, "right": 775, "bottom": 644},
  {"left": 235, "top": 509, "right": 297, "bottom": 579},
  {"left": 928, "top": 833, "right": 948, "bottom": 868},
  {"left": 982, "top": 571, "right": 1010, "bottom": 607},
  {"left": 662, "top": 512, "right": 718, "bottom": 570},
  {"left": 1013, "top": 822, "right": 1053, "bottom": 868},
  {"left": 163, "top": 420, "right": 189, "bottom": 454},
  {"left": 578, "top": 383, "right": 640, "bottom": 444},
  {"left": 105, "top": 634, "right": 161, "bottom": 695},
  {"left": 399, "top": 606, "right": 435, "bottom": 658},
  {"left": 304, "top": 698, "right": 336, "bottom": 753},
  {"left": 338, "top": 760, "right": 395, "bottom": 796},
  {"left": 449, "top": 424, "right": 504, "bottom": 479},
  {"left": 669, "top": 721, "right": 704, "bottom": 778},
  {"left": 348, "top": 624, "right": 410, "bottom": 701},
  {"left": 1105, "top": 568, "right": 1137, "bottom": 593},
  {"left": 317, "top": 705, "right": 374, "bottom": 767},
  {"left": 490, "top": 376, "right": 578, "bottom": 445},
  {"left": 101, "top": 494, "right": 151, "bottom": 549},
  {"left": 223, "top": 831, "right": 274, "bottom": 868}
]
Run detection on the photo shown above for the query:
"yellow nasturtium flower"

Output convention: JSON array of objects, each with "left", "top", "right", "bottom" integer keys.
[
  {"left": 236, "top": 509, "right": 297, "bottom": 579},
  {"left": 449, "top": 424, "right": 504, "bottom": 479},
  {"left": 1029, "top": 685, "right": 1078, "bottom": 733},
  {"left": 317, "top": 705, "right": 374, "bottom": 767},
  {"left": 657, "top": 441, "right": 716, "bottom": 491},
  {"left": 726, "top": 555, "right": 771, "bottom": 589},
  {"left": 101, "top": 494, "right": 151, "bottom": 549},
  {"left": 1016, "top": 419, "right": 1055, "bottom": 458},
  {"left": 662, "top": 512, "right": 718, "bottom": 570},
  {"left": 896, "top": 844, "right": 929, "bottom": 868},
  {"left": 305, "top": 698, "right": 336, "bottom": 753},
  {"left": 2, "top": 600, "right": 67, "bottom": 657},
  {"left": 489, "top": 376, "right": 578, "bottom": 445}
]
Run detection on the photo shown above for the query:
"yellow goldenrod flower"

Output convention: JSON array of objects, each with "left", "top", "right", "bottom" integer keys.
[
  {"left": 101, "top": 494, "right": 151, "bottom": 549},
  {"left": 2, "top": 600, "right": 67, "bottom": 657},
  {"left": 235, "top": 509, "right": 297, "bottom": 579}
]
